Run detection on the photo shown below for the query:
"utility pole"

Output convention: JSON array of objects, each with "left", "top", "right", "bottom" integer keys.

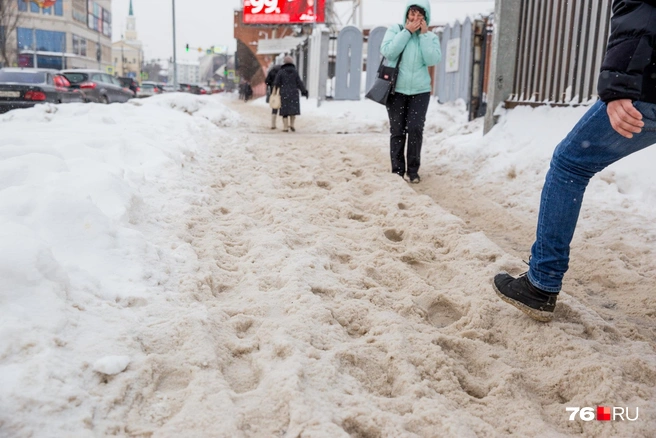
[
  {"left": 32, "top": 26, "right": 37, "bottom": 68},
  {"left": 97, "top": 31, "right": 101, "bottom": 70},
  {"left": 61, "top": 33, "right": 65, "bottom": 69},
  {"left": 359, "top": 0, "right": 363, "bottom": 29},
  {"left": 314, "top": 0, "right": 320, "bottom": 107},
  {"left": 172, "top": 0, "right": 178, "bottom": 90}
]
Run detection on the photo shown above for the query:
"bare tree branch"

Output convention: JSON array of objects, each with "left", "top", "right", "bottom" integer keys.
[{"left": 0, "top": 0, "right": 21, "bottom": 67}]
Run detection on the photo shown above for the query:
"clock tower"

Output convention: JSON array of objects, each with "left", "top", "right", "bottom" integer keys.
[{"left": 125, "top": 0, "right": 138, "bottom": 41}]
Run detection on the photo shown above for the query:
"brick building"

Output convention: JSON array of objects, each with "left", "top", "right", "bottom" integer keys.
[{"left": 233, "top": 10, "right": 296, "bottom": 98}]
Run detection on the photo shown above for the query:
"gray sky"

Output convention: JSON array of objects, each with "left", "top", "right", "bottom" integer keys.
[{"left": 111, "top": 0, "right": 494, "bottom": 63}]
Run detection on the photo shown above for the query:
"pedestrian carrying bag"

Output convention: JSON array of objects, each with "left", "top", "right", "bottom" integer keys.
[
  {"left": 269, "top": 87, "right": 281, "bottom": 109},
  {"left": 365, "top": 49, "right": 405, "bottom": 106}
]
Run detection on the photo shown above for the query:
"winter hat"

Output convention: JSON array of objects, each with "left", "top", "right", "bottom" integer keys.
[
  {"left": 407, "top": 4, "right": 426, "bottom": 17},
  {"left": 283, "top": 56, "right": 295, "bottom": 65}
]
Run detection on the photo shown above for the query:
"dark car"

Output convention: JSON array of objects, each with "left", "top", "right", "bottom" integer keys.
[
  {"left": 118, "top": 76, "right": 140, "bottom": 95},
  {"left": 0, "top": 68, "right": 85, "bottom": 113},
  {"left": 188, "top": 84, "right": 204, "bottom": 95},
  {"left": 62, "top": 69, "right": 134, "bottom": 104}
]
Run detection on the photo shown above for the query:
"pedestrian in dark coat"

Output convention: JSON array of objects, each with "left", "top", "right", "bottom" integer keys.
[
  {"left": 273, "top": 56, "right": 308, "bottom": 132},
  {"left": 493, "top": 0, "right": 656, "bottom": 322},
  {"left": 244, "top": 82, "right": 253, "bottom": 101},
  {"left": 265, "top": 64, "right": 282, "bottom": 129}
]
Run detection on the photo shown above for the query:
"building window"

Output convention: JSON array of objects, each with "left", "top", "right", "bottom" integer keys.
[
  {"left": 30, "top": 1, "right": 39, "bottom": 13},
  {"left": 72, "top": 0, "right": 86, "bottom": 22},
  {"left": 87, "top": 1, "right": 111, "bottom": 38},
  {"left": 72, "top": 35, "right": 87, "bottom": 56},
  {"left": 55, "top": 0, "right": 63, "bottom": 16},
  {"left": 18, "top": 0, "right": 27, "bottom": 12},
  {"left": 17, "top": 28, "right": 66, "bottom": 53},
  {"left": 43, "top": 6, "right": 51, "bottom": 15},
  {"left": 17, "top": 28, "right": 32, "bottom": 50}
]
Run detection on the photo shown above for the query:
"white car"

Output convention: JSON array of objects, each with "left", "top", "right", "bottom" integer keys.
[{"left": 137, "top": 82, "right": 159, "bottom": 98}]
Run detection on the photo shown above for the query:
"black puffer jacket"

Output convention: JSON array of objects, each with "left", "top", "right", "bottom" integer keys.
[
  {"left": 265, "top": 65, "right": 281, "bottom": 88},
  {"left": 265, "top": 64, "right": 281, "bottom": 103},
  {"left": 273, "top": 63, "right": 308, "bottom": 117},
  {"left": 598, "top": 0, "right": 656, "bottom": 103}
]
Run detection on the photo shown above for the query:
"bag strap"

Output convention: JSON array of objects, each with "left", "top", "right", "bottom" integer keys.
[{"left": 378, "top": 24, "right": 407, "bottom": 73}]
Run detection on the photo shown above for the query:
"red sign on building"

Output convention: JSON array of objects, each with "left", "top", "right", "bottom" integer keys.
[
  {"left": 30, "top": 0, "right": 57, "bottom": 7},
  {"left": 243, "top": 0, "right": 325, "bottom": 24}
]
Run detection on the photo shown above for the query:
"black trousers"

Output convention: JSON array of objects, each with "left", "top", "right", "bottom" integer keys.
[{"left": 385, "top": 92, "right": 431, "bottom": 178}]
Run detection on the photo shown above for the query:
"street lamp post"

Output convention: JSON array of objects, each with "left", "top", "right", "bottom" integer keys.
[{"left": 172, "top": 0, "right": 178, "bottom": 90}]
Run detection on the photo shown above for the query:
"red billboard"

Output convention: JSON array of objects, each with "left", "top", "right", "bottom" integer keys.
[{"left": 243, "top": 0, "right": 325, "bottom": 24}]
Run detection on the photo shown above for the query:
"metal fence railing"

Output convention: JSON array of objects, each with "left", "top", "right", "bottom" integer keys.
[{"left": 510, "top": 0, "right": 612, "bottom": 105}]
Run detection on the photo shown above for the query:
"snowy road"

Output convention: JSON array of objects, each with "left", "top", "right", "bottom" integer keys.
[{"left": 1, "top": 94, "right": 654, "bottom": 437}]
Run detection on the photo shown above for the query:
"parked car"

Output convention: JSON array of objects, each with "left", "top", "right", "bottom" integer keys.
[
  {"left": 0, "top": 67, "right": 85, "bottom": 113},
  {"left": 118, "top": 76, "right": 139, "bottom": 95},
  {"left": 178, "top": 83, "right": 192, "bottom": 93},
  {"left": 162, "top": 84, "right": 176, "bottom": 93},
  {"left": 137, "top": 81, "right": 160, "bottom": 98},
  {"left": 188, "top": 84, "right": 203, "bottom": 95},
  {"left": 61, "top": 70, "right": 134, "bottom": 103}
]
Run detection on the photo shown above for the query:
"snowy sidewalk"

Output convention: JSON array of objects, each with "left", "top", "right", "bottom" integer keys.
[{"left": 1, "top": 94, "right": 654, "bottom": 437}]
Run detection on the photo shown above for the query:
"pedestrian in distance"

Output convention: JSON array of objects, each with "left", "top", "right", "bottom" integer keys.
[
  {"left": 265, "top": 63, "right": 282, "bottom": 129},
  {"left": 380, "top": 0, "right": 441, "bottom": 184},
  {"left": 273, "top": 56, "right": 308, "bottom": 133},
  {"left": 238, "top": 80, "right": 245, "bottom": 100},
  {"left": 493, "top": 0, "right": 656, "bottom": 322},
  {"left": 244, "top": 81, "right": 253, "bottom": 102}
]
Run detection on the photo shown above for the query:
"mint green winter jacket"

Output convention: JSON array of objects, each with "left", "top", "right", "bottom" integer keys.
[{"left": 380, "top": 0, "right": 441, "bottom": 96}]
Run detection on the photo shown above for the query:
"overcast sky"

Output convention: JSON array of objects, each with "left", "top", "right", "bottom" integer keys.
[{"left": 111, "top": 0, "right": 494, "bottom": 63}]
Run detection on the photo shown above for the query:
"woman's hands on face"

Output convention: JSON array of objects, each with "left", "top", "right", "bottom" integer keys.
[
  {"left": 405, "top": 18, "right": 421, "bottom": 33},
  {"left": 405, "top": 13, "right": 427, "bottom": 34}
]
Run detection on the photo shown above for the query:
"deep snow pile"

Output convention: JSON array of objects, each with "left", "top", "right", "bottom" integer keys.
[{"left": 0, "top": 94, "right": 240, "bottom": 435}]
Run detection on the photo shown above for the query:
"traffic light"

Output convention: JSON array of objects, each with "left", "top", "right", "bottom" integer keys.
[{"left": 185, "top": 44, "right": 189, "bottom": 52}]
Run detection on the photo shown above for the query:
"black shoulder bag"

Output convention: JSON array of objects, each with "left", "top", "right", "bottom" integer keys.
[{"left": 365, "top": 29, "right": 405, "bottom": 105}]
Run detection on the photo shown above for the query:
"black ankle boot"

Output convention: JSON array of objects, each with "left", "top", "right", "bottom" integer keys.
[{"left": 493, "top": 273, "right": 557, "bottom": 322}]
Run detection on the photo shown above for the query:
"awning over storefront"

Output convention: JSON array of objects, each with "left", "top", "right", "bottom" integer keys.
[{"left": 256, "top": 37, "right": 305, "bottom": 56}]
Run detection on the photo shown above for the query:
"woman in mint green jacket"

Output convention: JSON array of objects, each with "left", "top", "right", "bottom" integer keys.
[{"left": 380, "top": 0, "right": 441, "bottom": 183}]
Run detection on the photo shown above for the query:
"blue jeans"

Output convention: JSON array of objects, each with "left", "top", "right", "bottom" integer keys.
[{"left": 529, "top": 100, "right": 656, "bottom": 293}]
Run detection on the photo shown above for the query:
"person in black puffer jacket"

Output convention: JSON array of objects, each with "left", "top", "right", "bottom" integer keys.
[
  {"left": 265, "top": 63, "right": 282, "bottom": 129},
  {"left": 493, "top": 0, "right": 656, "bottom": 322},
  {"left": 273, "top": 56, "right": 308, "bottom": 132}
]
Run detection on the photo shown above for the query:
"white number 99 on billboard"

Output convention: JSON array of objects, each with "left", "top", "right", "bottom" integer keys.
[{"left": 250, "top": 0, "right": 278, "bottom": 14}]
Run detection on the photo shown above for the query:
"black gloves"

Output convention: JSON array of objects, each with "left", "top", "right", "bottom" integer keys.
[{"left": 302, "top": 90, "right": 309, "bottom": 99}]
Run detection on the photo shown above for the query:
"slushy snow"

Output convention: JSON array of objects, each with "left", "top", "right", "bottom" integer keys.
[{"left": 0, "top": 93, "right": 654, "bottom": 437}]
